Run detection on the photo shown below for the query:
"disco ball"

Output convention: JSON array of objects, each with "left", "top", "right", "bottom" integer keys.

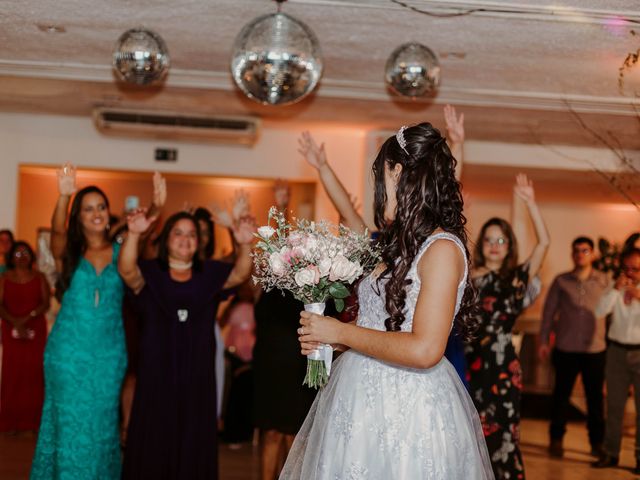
[
  {"left": 230, "top": 12, "right": 323, "bottom": 105},
  {"left": 112, "top": 28, "right": 170, "bottom": 86},
  {"left": 385, "top": 43, "right": 440, "bottom": 98}
]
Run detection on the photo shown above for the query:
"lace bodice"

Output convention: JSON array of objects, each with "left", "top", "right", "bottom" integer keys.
[{"left": 357, "top": 232, "right": 468, "bottom": 333}]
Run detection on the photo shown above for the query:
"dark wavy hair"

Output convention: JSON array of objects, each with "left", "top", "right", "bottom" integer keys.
[
  {"left": 193, "top": 207, "right": 215, "bottom": 259},
  {"left": 57, "top": 186, "right": 110, "bottom": 299},
  {"left": 473, "top": 217, "right": 518, "bottom": 279},
  {"left": 0, "top": 229, "right": 14, "bottom": 245},
  {"left": 5, "top": 240, "right": 35, "bottom": 270},
  {"left": 156, "top": 211, "right": 203, "bottom": 272},
  {"left": 372, "top": 122, "right": 478, "bottom": 340},
  {"left": 623, "top": 232, "right": 640, "bottom": 255}
]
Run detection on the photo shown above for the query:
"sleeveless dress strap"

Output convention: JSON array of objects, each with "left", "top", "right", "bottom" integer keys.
[{"left": 412, "top": 232, "right": 468, "bottom": 289}]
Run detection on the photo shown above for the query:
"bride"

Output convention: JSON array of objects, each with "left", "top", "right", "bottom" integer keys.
[{"left": 280, "top": 123, "right": 494, "bottom": 479}]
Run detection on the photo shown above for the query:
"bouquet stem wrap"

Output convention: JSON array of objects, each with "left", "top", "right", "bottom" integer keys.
[{"left": 303, "top": 302, "right": 333, "bottom": 389}]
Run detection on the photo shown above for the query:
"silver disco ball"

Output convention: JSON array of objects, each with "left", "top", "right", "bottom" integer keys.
[
  {"left": 112, "top": 28, "right": 170, "bottom": 86},
  {"left": 385, "top": 43, "right": 440, "bottom": 98},
  {"left": 230, "top": 12, "right": 323, "bottom": 105}
]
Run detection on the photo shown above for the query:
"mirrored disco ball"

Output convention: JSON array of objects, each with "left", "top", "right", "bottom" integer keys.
[
  {"left": 230, "top": 12, "right": 323, "bottom": 105},
  {"left": 112, "top": 28, "right": 170, "bottom": 86},
  {"left": 385, "top": 43, "right": 440, "bottom": 98}
]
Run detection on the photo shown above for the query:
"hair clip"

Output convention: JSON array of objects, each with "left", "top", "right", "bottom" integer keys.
[{"left": 396, "top": 126, "right": 409, "bottom": 154}]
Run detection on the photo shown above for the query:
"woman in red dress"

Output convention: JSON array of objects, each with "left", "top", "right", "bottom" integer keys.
[{"left": 0, "top": 241, "right": 51, "bottom": 432}]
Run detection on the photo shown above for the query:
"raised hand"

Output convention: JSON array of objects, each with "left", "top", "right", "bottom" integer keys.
[
  {"left": 210, "top": 203, "right": 233, "bottom": 228},
  {"left": 182, "top": 201, "right": 195, "bottom": 215},
  {"left": 56, "top": 163, "right": 77, "bottom": 197},
  {"left": 231, "top": 190, "right": 251, "bottom": 222},
  {"left": 514, "top": 173, "right": 535, "bottom": 204},
  {"left": 152, "top": 172, "right": 167, "bottom": 208},
  {"left": 298, "top": 131, "right": 327, "bottom": 170},
  {"left": 126, "top": 208, "right": 157, "bottom": 235},
  {"left": 444, "top": 105, "right": 465, "bottom": 145},
  {"left": 232, "top": 215, "right": 257, "bottom": 245},
  {"left": 274, "top": 179, "right": 291, "bottom": 210}
]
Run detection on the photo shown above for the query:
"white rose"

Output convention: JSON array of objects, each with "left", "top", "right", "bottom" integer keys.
[
  {"left": 304, "top": 235, "right": 319, "bottom": 252},
  {"left": 347, "top": 261, "right": 363, "bottom": 283},
  {"left": 257, "top": 226, "right": 276, "bottom": 238},
  {"left": 268, "top": 252, "right": 288, "bottom": 276},
  {"left": 329, "top": 254, "right": 361, "bottom": 283},
  {"left": 294, "top": 266, "right": 319, "bottom": 287},
  {"left": 318, "top": 257, "right": 332, "bottom": 277}
]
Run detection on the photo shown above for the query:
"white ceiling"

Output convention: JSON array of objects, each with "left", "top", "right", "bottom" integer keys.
[{"left": 1, "top": 0, "right": 639, "bottom": 147}]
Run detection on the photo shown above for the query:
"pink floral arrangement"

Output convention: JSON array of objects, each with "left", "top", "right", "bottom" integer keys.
[
  {"left": 252, "top": 207, "right": 380, "bottom": 387},
  {"left": 253, "top": 207, "right": 380, "bottom": 311}
]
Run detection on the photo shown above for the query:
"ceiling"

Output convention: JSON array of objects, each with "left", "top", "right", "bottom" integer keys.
[{"left": 1, "top": 0, "right": 640, "bottom": 147}]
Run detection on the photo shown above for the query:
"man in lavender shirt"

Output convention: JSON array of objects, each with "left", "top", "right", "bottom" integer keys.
[{"left": 539, "top": 236, "right": 609, "bottom": 458}]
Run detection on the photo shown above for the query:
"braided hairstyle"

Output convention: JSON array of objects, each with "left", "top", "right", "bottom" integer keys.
[{"left": 372, "top": 122, "right": 478, "bottom": 340}]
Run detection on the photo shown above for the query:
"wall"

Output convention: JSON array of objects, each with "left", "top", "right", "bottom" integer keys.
[{"left": 0, "top": 112, "right": 367, "bottom": 232}]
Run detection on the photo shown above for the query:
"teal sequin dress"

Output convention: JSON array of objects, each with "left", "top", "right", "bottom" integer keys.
[{"left": 31, "top": 244, "right": 127, "bottom": 480}]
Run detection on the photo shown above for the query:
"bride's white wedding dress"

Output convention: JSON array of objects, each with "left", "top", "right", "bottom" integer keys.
[{"left": 280, "top": 233, "right": 494, "bottom": 479}]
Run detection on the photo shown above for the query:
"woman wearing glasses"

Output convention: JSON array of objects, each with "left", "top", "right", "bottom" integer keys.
[{"left": 465, "top": 174, "right": 550, "bottom": 480}]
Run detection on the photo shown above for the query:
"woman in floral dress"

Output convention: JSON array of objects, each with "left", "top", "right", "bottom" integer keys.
[{"left": 465, "top": 174, "right": 549, "bottom": 480}]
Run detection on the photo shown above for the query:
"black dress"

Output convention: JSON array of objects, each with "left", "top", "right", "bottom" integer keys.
[
  {"left": 252, "top": 290, "right": 317, "bottom": 435},
  {"left": 122, "top": 259, "right": 232, "bottom": 480},
  {"left": 465, "top": 263, "right": 530, "bottom": 480}
]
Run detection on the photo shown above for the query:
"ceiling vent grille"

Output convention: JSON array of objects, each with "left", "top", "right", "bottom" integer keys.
[{"left": 92, "top": 108, "right": 260, "bottom": 146}]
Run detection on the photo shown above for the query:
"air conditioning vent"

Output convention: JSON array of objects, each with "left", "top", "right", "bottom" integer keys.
[{"left": 93, "top": 108, "right": 260, "bottom": 146}]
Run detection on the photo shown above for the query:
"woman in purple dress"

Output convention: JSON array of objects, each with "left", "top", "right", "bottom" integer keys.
[{"left": 118, "top": 209, "right": 255, "bottom": 479}]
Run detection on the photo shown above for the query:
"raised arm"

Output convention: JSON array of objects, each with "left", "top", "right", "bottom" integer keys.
[
  {"left": 222, "top": 216, "right": 256, "bottom": 289},
  {"left": 147, "top": 171, "right": 167, "bottom": 219},
  {"left": 50, "top": 163, "right": 77, "bottom": 267},
  {"left": 299, "top": 132, "right": 368, "bottom": 234},
  {"left": 299, "top": 240, "right": 464, "bottom": 369},
  {"left": 118, "top": 208, "right": 156, "bottom": 295},
  {"left": 443, "top": 105, "right": 464, "bottom": 181},
  {"left": 513, "top": 174, "right": 550, "bottom": 277}
]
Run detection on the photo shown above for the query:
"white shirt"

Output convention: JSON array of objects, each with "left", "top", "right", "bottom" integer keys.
[{"left": 596, "top": 282, "right": 640, "bottom": 344}]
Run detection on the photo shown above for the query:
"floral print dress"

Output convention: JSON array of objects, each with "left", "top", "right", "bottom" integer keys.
[{"left": 465, "top": 263, "right": 530, "bottom": 480}]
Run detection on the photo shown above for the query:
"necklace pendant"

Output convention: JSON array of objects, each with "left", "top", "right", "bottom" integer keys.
[{"left": 177, "top": 309, "right": 189, "bottom": 322}]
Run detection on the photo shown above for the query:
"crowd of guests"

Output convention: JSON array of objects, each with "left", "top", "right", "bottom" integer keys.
[{"left": 0, "top": 106, "right": 637, "bottom": 480}]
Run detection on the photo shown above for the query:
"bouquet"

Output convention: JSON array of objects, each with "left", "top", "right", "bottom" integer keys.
[{"left": 253, "top": 207, "right": 380, "bottom": 388}]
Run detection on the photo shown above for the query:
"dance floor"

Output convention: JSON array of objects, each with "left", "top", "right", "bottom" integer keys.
[{"left": 0, "top": 418, "right": 637, "bottom": 479}]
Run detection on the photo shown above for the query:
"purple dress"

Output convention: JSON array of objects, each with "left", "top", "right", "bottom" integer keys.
[{"left": 122, "top": 259, "right": 233, "bottom": 480}]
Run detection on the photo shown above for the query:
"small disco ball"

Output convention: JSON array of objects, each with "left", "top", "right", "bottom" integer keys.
[
  {"left": 230, "top": 12, "right": 323, "bottom": 105},
  {"left": 112, "top": 28, "right": 170, "bottom": 86},
  {"left": 385, "top": 43, "right": 440, "bottom": 98}
]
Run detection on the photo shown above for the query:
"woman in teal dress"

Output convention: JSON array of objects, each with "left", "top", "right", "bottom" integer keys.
[{"left": 31, "top": 164, "right": 127, "bottom": 479}]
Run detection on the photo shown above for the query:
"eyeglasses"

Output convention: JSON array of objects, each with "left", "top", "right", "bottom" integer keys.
[
  {"left": 483, "top": 237, "right": 508, "bottom": 247},
  {"left": 13, "top": 250, "right": 30, "bottom": 258},
  {"left": 572, "top": 248, "right": 592, "bottom": 255}
]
